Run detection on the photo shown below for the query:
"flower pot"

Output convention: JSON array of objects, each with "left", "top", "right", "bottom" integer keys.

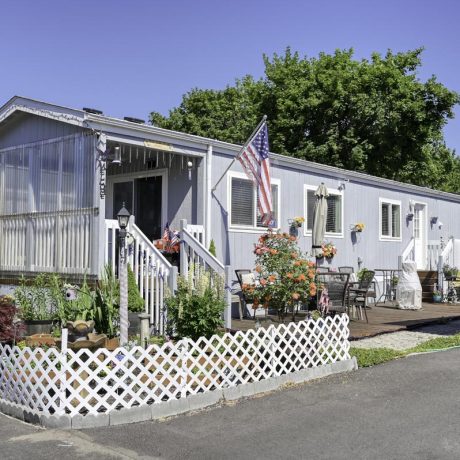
[
  {"left": 433, "top": 295, "right": 443, "bottom": 303},
  {"left": 23, "top": 319, "right": 54, "bottom": 336}
]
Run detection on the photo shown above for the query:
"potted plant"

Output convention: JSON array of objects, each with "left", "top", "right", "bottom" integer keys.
[
  {"left": 289, "top": 216, "right": 305, "bottom": 228},
  {"left": 443, "top": 264, "right": 458, "bottom": 280},
  {"left": 245, "top": 231, "right": 317, "bottom": 321},
  {"left": 14, "top": 274, "right": 58, "bottom": 335},
  {"left": 321, "top": 242, "right": 337, "bottom": 260},
  {"left": 352, "top": 223, "right": 365, "bottom": 233},
  {"left": 433, "top": 290, "right": 443, "bottom": 303}
]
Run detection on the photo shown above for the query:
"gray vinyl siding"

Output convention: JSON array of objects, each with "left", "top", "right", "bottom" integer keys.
[
  {"left": 0, "top": 113, "right": 84, "bottom": 149},
  {"left": 210, "top": 150, "right": 460, "bottom": 280}
]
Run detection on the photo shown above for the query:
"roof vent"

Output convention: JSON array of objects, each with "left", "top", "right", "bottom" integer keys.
[
  {"left": 83, "top": 107, "right": 103, "bottom": 115},
  {"left": 124, "top": 116, "right": 145, "bottom": 124}
]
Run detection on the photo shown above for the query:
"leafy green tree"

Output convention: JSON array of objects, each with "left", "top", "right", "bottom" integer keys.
[{"left": 150, "top": 48, "right": 460, "bottom": 192}]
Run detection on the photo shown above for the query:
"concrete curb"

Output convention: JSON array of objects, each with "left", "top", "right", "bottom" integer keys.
[{"left": 0, "top": 358, "right": 357, "bottom": 429}]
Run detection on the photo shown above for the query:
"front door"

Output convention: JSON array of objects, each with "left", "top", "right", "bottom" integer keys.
[
  {"left": 413, "top": 203, "right": 427, "bottom": 269},
  {"left": 111, "top": 174, "right": 164, "bottom": 241}
]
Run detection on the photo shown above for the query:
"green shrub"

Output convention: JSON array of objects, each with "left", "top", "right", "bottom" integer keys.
[
  {"left": 93, "top": 265, "right": 119, "bottom": 337},
  {"left": 209, "top": 239, "right": 217, "bottom": 257},
  {"left": 128, "top": 265, "right": 144, "bottom": 312},
  {"left": 166, "top": 266, "right": 225, "bottom": 341},
  {"left": 14, "top": 274, "right": 58, "bottom": 321}
]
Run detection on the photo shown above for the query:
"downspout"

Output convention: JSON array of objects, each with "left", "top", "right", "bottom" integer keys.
[{"left": 205, "top": 144, "right": 212, "bottom": 248}]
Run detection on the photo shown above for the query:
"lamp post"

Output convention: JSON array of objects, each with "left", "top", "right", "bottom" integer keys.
[{"left": 117, "top": 204, "right": 130, "bottom": 346}]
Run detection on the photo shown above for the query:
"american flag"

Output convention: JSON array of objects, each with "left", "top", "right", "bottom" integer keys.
[
  {"left": 169, "top": 229, "right": 180, "bottom": 246},
  {"left": 163, "top": 222, "right": 170, "bottom": 241},
  {"left": 162, "top": 222, "right": 180, "bottom": 252},
  {"left": 238, "top": 122, "right": 273, "bottom": 225}
]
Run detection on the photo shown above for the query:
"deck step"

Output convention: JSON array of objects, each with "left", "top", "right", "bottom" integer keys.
[{"left": 417, "top": 271, "right": 439, "bottom": 303}]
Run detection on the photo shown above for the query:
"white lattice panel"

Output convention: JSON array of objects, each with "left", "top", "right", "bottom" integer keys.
[{"left": 0, "top": 315, "right": 350, "bottom": 417}]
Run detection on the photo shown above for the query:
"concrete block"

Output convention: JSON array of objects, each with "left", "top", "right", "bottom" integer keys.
[
  {"left": 151, "top": 398, "right": 190, "bottom": 420},
  {"left": 0, "top": 399, "right": 9, "bottom": 415},
  {"left": 253, "top": 377, "right": 280, "bottom": 394},
  {"left": 1, "top": 401, "right": 23, "bottom": 420},
  {"left": 23, "top": 408, "right": 40, "bottom": 425},
  {"left": 109, "top": 404, "right": 152, "bottom": 426},
  {"left": 71, "top": 412, "right": 110, "bottom": 429},
  {"left": 40, "top": 413, "right": 71, "bottom": 429},
  {"left": 222, "top": 383, "right": 256, "bottom": 401},
  {"left": 187, "top": 391, "right": 222, "bottom": 411}
]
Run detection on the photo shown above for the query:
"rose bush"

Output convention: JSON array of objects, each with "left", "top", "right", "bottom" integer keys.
[{"left": 243, "top": 231, "right": 317, "bottom": 320}]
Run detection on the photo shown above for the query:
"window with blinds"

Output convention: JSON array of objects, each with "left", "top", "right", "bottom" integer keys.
[
  {"left": 230, "top": 176, "right": 279, "bottom": 228},
  {"left": 380, "top": 200, "right": 401, "bottom": 239},
  {"left": 306, "top": 188, "right": 342, "bottom": 234}
]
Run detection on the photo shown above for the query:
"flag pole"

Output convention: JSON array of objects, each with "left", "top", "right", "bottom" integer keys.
[{"left": 211, "top": 115, "right": 267, "bottom": 192}]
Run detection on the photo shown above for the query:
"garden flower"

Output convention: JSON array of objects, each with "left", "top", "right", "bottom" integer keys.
[
  {"left": 297, "top": 274, "right": 306, "bottom": 281},
  {"left": 255, "top": 265, "right": 262, "bottom": 273},
  {"left": 286, "top": 272, "right": 294, "bottom": 279},
  {"left": 270, "top": 249, "right": 278, "bottom": 255},
  {"left": 260, "top": 278, "right": 267, "bottom": 286},
  {"left": 294, "top": 261, "right": 301, "bottom": 267},
  {"left": 308, "top": 261, "right": 315, "bottom": 267},
  {"left": 291, "top": 252, "right": 298, "bottom": 259},
  {"left": 268, "top": 274, "right": 276, "bottom": 282},
  {"left": 292, "top": 292, "right": 300, "bottom": 300}
]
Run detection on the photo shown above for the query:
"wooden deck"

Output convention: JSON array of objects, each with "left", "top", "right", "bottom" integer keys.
[{"left": 230, "top": 302, "right": 460, "bottom": 340}]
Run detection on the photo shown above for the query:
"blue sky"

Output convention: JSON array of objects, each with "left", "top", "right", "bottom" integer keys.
[{"left": 1, "top": 0, "right": 459, "bottom": 153}]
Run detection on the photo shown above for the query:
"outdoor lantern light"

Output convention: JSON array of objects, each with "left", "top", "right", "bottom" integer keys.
[
  {"left": 187, "top": 160, "right": 193, "bottom": 180},
  {"left": 112, "top": 145, "right": 121, "bottom": 165},
  {"left": 117, "top": 204, "right": 130, "bottom": 237}
]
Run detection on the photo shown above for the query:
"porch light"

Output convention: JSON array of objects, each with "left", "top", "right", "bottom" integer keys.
[
  {"left": 112, "top": 146, "right": 122, "bottom": 165},
  {"left": 117, "top": 204, "right": 130, "bottom": 233}
]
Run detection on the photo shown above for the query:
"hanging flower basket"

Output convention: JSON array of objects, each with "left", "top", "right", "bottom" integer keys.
[
  {"left": 289, "top": 217, "right": 305, "bottom": 228},
  {"left": 321, "top": 242, "right": 337, "bottom": 259},
  {"left": 351, "top": 223, "right": 365, "bottom": 233}
]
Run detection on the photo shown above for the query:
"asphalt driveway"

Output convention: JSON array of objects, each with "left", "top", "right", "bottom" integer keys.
[{"left": 2, "top": 348, "right": 460, "bottom": 459}]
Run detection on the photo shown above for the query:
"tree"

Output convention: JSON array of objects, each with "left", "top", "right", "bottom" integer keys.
[{"left": 150, "top": 48, "right": 460, "bottom": 192}]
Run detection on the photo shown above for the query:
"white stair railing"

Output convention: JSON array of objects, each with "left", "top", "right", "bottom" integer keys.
[
  {"left": 105, "top": 219, "right": 177, "bottom": 334},
  {"left": 180, "top": 219, "right": 232, "bottom": 329},
  {"left": 427, "top": 240, "right": 441, "bottom": 271},
  {"left": 398, "top": 237, "right": 415, "bottom": 271}
]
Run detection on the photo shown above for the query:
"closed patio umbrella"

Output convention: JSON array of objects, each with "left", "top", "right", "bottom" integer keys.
[{"left": 312, "top": 183, "right": 329, "bottom": 258}]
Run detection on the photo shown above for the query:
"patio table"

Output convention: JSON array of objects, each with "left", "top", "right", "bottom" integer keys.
[{"left": 374, "top": 269, "right": 399, "bottom": 303}]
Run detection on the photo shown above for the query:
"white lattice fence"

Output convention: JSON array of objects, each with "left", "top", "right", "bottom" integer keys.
[{"left": 0, "top": 315, "right": 350, "bottom": 417}]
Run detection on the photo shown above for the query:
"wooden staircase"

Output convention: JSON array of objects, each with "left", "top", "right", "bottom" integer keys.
[{"left": 417, "top": 270, "right": 438, "bottom": 303}]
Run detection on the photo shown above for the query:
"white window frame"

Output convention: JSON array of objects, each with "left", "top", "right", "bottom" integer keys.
[
  {"left": 379, "top": 197, "right": 402, "bottom": 241},
  {"left": 303, "top": 185, "right": 344, "bottom": 238},
  {"left": 227, "top": 171, "right": 281, "bottom": 233}
]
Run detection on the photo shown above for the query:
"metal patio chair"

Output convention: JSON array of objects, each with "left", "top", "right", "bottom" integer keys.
[
  {"left": 316, "top": 273, "right": 351, "bottom": 317},
  {"left": 348, "top": 270, "right": 375, "bottom": 322}
]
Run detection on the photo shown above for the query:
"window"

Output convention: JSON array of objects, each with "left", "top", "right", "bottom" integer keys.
[
  {"left": 229, "top": 173, "right": 280, "bottom": 230},
  {"left": 380, "top": 199, "right": 401, "bottom": 240},
  {"left": 304, "top": 186, "right": 343, "bottom": 236}
]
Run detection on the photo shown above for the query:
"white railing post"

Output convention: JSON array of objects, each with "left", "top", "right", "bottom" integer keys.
[
  {"left": 224, "top": 265, "right": 232, "bottom": 330},
  {"left": 169, "top": 265, "right": 178, "bottom": 294},
  {"left": 180, "top": 219, "right": 188, "bottom": 278},
  {"left": 438, "top": 254, "right": 444, "bottom": 295}
]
